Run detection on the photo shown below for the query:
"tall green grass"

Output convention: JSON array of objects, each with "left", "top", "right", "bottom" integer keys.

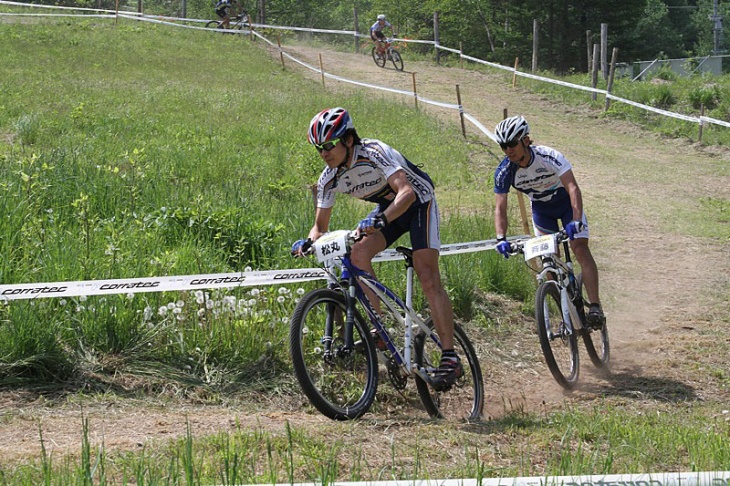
[{"left": 0, "top": 19, "right": 521, "bottom": 386}]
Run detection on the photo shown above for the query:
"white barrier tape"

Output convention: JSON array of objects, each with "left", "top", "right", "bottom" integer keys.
[
  {"left": 0, "top": 12, "right": 114, "bottom": 17},
  {"left": 516, "top": 70, "right": 606, "bottom": 95},
  {"left": 0, "top": 268, "right": 327, "bottom": 302},
  {"left": 244, "top": 471, "right": 730, "bottom": 486},
  {"left": 463, "top": 113, "right": 498, "bottom": 142},
  {"left": 701, "top": 115, "right": 730, "bottom": 128},
  {"left": 606, "top": 93, "right": 700, "bottom": 122},
  {"left": 461, "top": 54, "right": 515, "bottom": 72},
  {"left": 0, "top": 238, "right": 528, "bottom": 301},
  {"left": 0, "top": 0, "right": 116, "bottom": 13}
]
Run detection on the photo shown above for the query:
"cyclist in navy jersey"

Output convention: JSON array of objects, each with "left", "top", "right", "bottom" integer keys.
[
  {"left": 214, "top": 0, "right": 239, "bottom": 28},
  {"left": 292, "top": 107, "right": 462, "bottom": 390},
  {"left": 492, "top": 115, "right": 606, "bottom": 329}
]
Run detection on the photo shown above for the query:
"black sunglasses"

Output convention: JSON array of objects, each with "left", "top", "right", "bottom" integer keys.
[
  {"left": 314, "top": 138, "right": 341, "bottom": 153},
  {"left": 499, "top": 138, "right": 521, "bottom": 150}
]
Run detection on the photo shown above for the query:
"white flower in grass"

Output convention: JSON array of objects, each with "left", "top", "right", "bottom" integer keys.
[
  {"left": 176, "top": 300, "right": 185, "bottom": 308},
  {"left": 278, "top": 287, "right": 290, "bottom": 295},
  {"left": 196, "top": 296, "right": 205, "bottom": 305},
  {"left": 197, "top": 309, "right": 206, "bottom": 317},
  {"left": 244, "top": 266, "right": 252, "bottom": 272},
  {"left": 302, "top": 326, "right": 309, "bottom": 335},
  {"left": 247, "top": 299, "right": 257, "bottom": 307},
  {"left": 173, "top": 307, "right": 182, "bottom": 315},
  {"left": 281, "top": 317, "right": 288, "bottom": 324},
  {"left": 277, "top": 296, "right": 285, "bottom": 303},
  {"left": 296, "top": 288, "right": 305, "bottom": 295},
  {"left": 314, "top": 346, "right": 322, "bottom": 354},
  {"left": 79, "top": 295, "right": 88, "bottom": 302},
  {"left": 194, "top": 290, "right": 204, "bottom": 299},
  {"left": 265, "top": 342, "right": 272, "bottom": 350},
  {"left": 144, "top": 307, "right": 153, "bottom": 320},
  {"left": 76, "top": 306, "right": 84, "bottom": 313},
  {"left": 126, "top": 293, "right": 134, "bottom": 301},
  {"left": 206, "top": 300, "right": 215, "bottom": 310},
  {"left": 167, "top": 302, "right": 175, "bottom": 310},
  {"left": 158, "top": 306, "right": 168, "bottom": 316},
  {"left": 294, "top": 298, "right": 301, "bottom": 304},
  {"left": 176, "top": 314, "right": 185, "bottom": 321},
  {"left": 250, "top": 289, "right": 260, "bottom": 296},
  {"left": 59, "top": 299, "right": 67, "bottom": 306}
]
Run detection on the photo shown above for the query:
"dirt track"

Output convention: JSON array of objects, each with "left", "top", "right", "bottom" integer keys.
[{"left": 1, "top": 38, "right": 728, "bottom": 468}]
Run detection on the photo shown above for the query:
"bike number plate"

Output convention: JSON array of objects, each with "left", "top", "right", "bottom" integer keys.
[
  {"left": 313, "top": 230, "right": 349, "bottom": 263},
  {"left": 523, "top": 234, "right": 557, "bottom": 261}
]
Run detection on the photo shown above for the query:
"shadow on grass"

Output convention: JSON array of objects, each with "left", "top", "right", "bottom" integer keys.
[{"left": 580, "top": 365, "right": 699, "bottom": 402}]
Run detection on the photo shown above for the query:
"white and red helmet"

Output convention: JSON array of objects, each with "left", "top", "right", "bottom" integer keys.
[
  {"left": 494, "top": 115, "right": 530, "bottom": 145},
  {"left": 307, "top": 107, "right": 354, "bottom": 145}
]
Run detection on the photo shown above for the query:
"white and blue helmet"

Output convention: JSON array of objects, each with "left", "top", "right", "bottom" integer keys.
[{"left": 494, "top": 116, "right": 530, "bottom": 145}]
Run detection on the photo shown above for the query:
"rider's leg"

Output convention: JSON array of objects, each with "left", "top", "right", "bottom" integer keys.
[
  {"left": 350, "top": 232, "right": 387, "bottom": 315},
  {"left": 412, "top": 248, "right": 455, "bottom": 350},
  {"left": 570, "top": 238, "right": 601, "bottom": 305}
]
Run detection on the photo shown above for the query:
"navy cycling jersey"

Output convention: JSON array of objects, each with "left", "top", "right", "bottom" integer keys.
[
  {"left": 316, "top": 139, "right": 434, "bottom": 210},
  {"left": 493, "top": 145, "right": 572, "bottom": 205}
]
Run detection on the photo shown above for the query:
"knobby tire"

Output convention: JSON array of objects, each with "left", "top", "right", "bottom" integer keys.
[
  {"left": 390, "top": 50, "right": 404, "bottom": 71},
  {"left": 413, "top": 319, "right": 484, "bottom": 421},
  {"left": 576, "top": 273, "right": 610, "bottom": 368},
  {"left": 371, "top": 46, "right": 386, "bottom": 68},
  {"left": 289, "top": 288, "right": 378, "bottom": 420},
  {"left": 535, "top": 282, "right": 579, "bottom": 389}
]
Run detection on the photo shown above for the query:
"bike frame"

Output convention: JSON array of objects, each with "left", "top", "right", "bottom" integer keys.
[
  {"left": 534, "top": 239, "right": 584, "bottom": 335},
  {"left": 323, "top": 253, "right": 437, "bottom": 382}
]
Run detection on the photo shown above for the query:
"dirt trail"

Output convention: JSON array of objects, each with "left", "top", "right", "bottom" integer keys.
[{"left": 1, "top": 41, "right": 728, "bottom": 465}]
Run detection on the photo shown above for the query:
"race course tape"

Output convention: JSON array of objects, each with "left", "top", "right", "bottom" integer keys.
[
  {"left": 246, "top": 471, "right": 730, "bottom": 486},
  {"left": 0, "top": 238, "right": 524, "bottom": 301}
]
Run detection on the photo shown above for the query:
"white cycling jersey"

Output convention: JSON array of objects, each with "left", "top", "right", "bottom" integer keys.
[
  {"left": 370, "top": 20, "right": 392, "bottom": 33},
  {"left": 316, "top": 139, "right": 434, "bottom": 210},
  {"left": 494, "top": 145, "right": 572, "bottom": 205}
]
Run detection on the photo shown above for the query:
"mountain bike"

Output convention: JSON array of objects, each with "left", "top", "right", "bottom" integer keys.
[
  {"left": 205, "top": 11, "right": 250, "bottom": 30},
  {"left": 371, "top": 39, "right": 404, "bottom": 71},
  {"left": 508, "top": 230, "right": 609, "bottom": 389},
  {"left": 289, "top": 229, "right": 483, "bottom": 421}
]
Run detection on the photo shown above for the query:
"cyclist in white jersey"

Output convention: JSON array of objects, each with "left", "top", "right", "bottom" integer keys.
[
  {"left": 370, "top": 14, "right": 396, "bottom": 57},
  {"left": 291, "top": 107, "right": 462, "bottom": 390},
  {"left": 492, "top": 115, "right": 605, "bottom": 329}
]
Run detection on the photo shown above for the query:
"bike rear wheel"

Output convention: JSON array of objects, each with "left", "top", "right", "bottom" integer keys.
[
  {"left": 371, "top": 46, "right": 386, "bottom": 68},
  {"left": 414, "top": 319, "right": 484, "bottom": 421},
  {"left": 289, "top": 288, "right": 378, "bottom": 420},
  {"left": 205, "top": 19, "right": 223, "bottom": 29},
  {"left": 576, "top": 273, "right": 610, "bottom": 368},
  {"left": 535, "top": 282, "right": 579, "bottom": 389},
  {"left": 390, "top": 49, "right": 404, "bottom": 71}
]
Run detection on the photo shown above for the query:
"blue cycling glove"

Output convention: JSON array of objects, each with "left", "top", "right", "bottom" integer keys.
[
  {"left": 357, "top": 213, "right": 388, "bottom": 233},
  {"left": 496, "top": 238, "right": 511, "bottom": 259},
  {"left": 565, "top": 220, "right": 585, "bottom": 240},
  {"left": 291, "top": 239, "right": 309, "bottom": 256}
]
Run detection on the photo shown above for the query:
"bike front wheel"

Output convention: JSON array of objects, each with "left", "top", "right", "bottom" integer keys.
[
  {"left": 414, "top": 319, "right": 484, "bottom": 421},
  {"left": 576, "top": 273, "right": 610, "bottom": 369},
  {"left": 371, "top": 46, "right": 386, "bottom": 68},
  {"left": 390, "top": 49, "right": 404, "bottom": 71},
  {"left": 535, "top": 282, "right": 579, "bottom": 389},
  {"left": 289, "top": 288, "right": 378, "bottom": 420}
]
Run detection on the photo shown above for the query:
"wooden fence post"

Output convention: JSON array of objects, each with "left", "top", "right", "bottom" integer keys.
[
  {"left": 512, "top": 57, "right": 519, "bottom": 88},
  {"left": 277, "top": 34, "right": 285, "bottom": 69},
  {"left": 412, "top": 72, "right": 418, "bottom": 109},
  {"left": 456, "top": 84, "right": 466, "bottom": 137},
  {"left": 319, "top": 54, "right": 325, "bottom": 88},
  {"left": 699, "top": 104, "right": 705, "bottom": 142},
  {"left": 531, "top": 19, "right": 539, "bottom": 72},
  {"left": 604, "top": 47, "right": 619, "bottom": 112},
  {"left": 591, "top": 44, "right": 599, "bottom": 101},
  {"left": 601, "top": 23, "right": 608, "bottom": 80},
  {"left": 353, "top": 6, "right": 359, "bottom": 53},
  {"left": 586, "top": 30, "right": 592, "bottom": 72},
  {"left": 434, "top": 11, "right": 440, "bottom": 64}
]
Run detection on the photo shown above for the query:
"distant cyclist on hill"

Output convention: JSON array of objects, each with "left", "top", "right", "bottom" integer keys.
[
  {"left": 214, "top": 0, "right": 239, "bottom": 29},
  {"left": 370, "top": 14, "right": 396, "bottom": 57}
]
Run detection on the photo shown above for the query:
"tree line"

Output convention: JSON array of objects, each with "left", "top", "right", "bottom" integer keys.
[{"left": 42, "top": 0, "right": 730, "bottom": 73}]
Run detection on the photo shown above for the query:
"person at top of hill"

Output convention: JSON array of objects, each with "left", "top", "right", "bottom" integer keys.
[
  {"left": 291, "top": 107, "right": 462, "bottom": 391},
  {"left": 492, "top": 115, "right": 606, "bottom": 329},
  {"left": 214, "top": 0, "right": 239, "bottom": 29},
  {"left": 370, "top": 14, "right": 396, "bottom": 57}
]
